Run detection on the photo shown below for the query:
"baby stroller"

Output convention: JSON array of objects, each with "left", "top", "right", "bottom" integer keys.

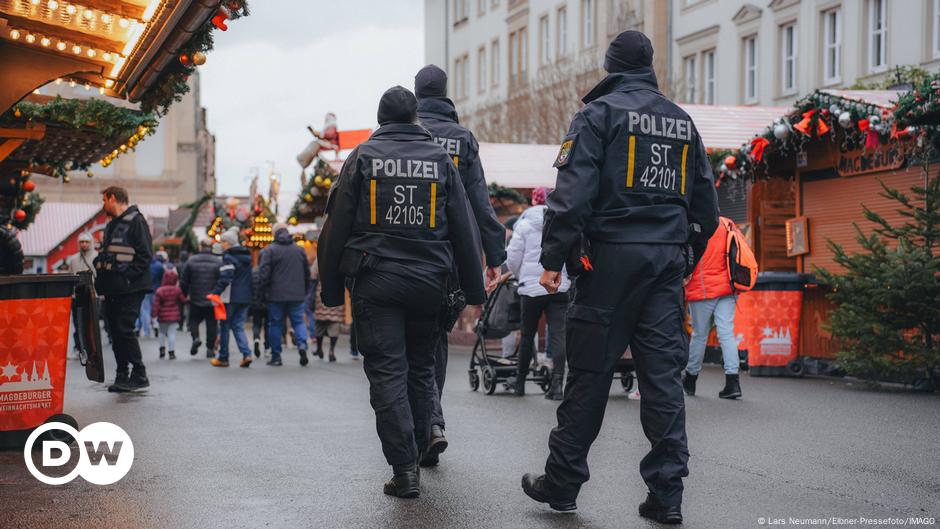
[{"left": 468, "top": 279, "right": 552, "bottom": 395}]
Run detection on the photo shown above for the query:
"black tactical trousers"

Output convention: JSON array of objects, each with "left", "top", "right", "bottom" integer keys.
[
  {"left": 544, "top": 242, "right": 690, "bottom": 507},
  {"left": 430, "top": 331, "right": 448, "bottom": 428},
  {"left": 104, "top": 291, "right": 147, "bottom": 376},
  {"left": 352, "top": 268, "right": 444, "bottom": 467},
  {"left": 189, "top": 305, "right": 218, "bottom": 351}
]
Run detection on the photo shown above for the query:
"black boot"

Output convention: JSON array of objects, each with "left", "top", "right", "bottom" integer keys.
[
  {"left": 513, "top": 369, "right": 526, "bottom": 396},
  {"left": 107, "top": 372, "right": 130, "bottom": 393},
  {"left": 420, "top": 425, "right": 448, "bottom": 467},
  {"left": 682, "top": 371, "right": 698, "bottom": 396},
  {"left": 253, "top": 340, "right": 261, "bottom": 358},
  {"left": 299, "top": 348, "right": 309, "bottom": 367},
  {"left": 168, "top": 350, "right": 176, "bottom": 360},
  {"left": 545, "top": 372, "right": 564, "bottom": 400},
  {"left": 718, "top": 373, "right": 742, "bottom": 399},
  {"left": 384, "top": 462, "right": 420, "bottom": 498},
  {"left": 639, "top": 493, "right": 683, "bottom": 524},
  {"left": 159, "top": 346, "right": 166, "bottom": 359},
  {"left": 190, "top": 339, "right": 201, "bottom": 356},
  {"left": 121, "top": 369, "right": 150, "bottom": 391},
  {"left": 521, "top": 473, "right": 577, "bottom": 512}
]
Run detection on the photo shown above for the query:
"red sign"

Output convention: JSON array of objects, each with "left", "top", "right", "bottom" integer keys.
[
  {"left": 734, "top": 290, "right": 803, "bottom": 367},
  {"left": 0, "top": 297, "right": 71, "bottom": 431}
]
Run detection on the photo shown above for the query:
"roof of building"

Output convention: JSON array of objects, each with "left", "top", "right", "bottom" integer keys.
[{"left": 18, "top": 201, "right": 174, "bottom": 257}]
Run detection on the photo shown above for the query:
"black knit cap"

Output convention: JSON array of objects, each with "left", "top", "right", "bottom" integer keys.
[
  {"left": 377, "top": 86, "right": 418, "bottom": 125},
  {"left": 604, "top": 30, "right": 654, "bottom": 73},
  {"left": 414, "top": 64, "right": 448, "bottom": 98}
]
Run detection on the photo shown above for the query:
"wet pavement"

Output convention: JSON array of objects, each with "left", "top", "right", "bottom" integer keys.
[{"left": 1, "top": 332, "right": 939, "bottom": 529}]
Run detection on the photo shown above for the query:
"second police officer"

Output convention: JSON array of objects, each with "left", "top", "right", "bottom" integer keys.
[
  {"left": 519, "top": 31, "right": 719, "bottom": 524},
  {"left": 317, "top": 86, "right": 485, "bottom": 498},
  {"left": 414, "top": 64, "right": 507, "bottom": 467}
]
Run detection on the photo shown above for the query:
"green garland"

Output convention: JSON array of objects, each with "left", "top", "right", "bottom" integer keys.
[
  {"left": 488, "top": 183, "right": 527, "bottom": 204},
  {"left": 893, "top": 75, "right": 940, "bottom": 154},
  {"left": 13, "top": 192, "right": 44, "bottom": 230},
  {"left": 139, "top": 1, "right": 250, "bottom": 115},
  {"left": 288, "top": 158, "right": 338, "bottom": 223}
]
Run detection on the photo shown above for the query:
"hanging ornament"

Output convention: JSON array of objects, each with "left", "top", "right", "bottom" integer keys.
[
  {"left": 211, "top": 7, "right": 232, "bottom": 30},
  {"left": 179, "top": 53, "right": 193, "bottom": 66},
  {"left": 323, "top": 178, "right": 332, "bottom": 188},
  {"left": 86, "top": 171, "right": 94, "bottom": 178},
  {"left": 13, "top": 209, "right": 26, "bottom": 222},
  {"left": 773, "top": 123, "right": 789, "bottom": 140},
  {"left": 63, "top": 175, "right": 71, "bottom": 183},
  {"left": 868, "top": 115, "right": 881, "bottom": 126},
  {"left": 857, "top": 119, "right": 870, "bottom": 132},
  {"left": 192, "top": 52, "right": 207, "bottom": 66},
  {"left": 304, "top": 193, "right": 313, "bottom": 201},
  {"left": 226, "top": 0, "right": 242, "bottom": 11},
  {"left": 829, "top": 104, "right": 841, "bottom": 116},
  {"left": 313, "top": 175, "right": 324, "bottom": 186},
  {"left": 723, "top": 155, "right": 737, "bottom": 170},
  {"left": 22, "top": 180, "right": 36, "bottom": 192},
  {"left": 838, "top": 112, "right": 852, "bottom": 128},
  {"left": 719, "top": 163, "right": 728, "bottom": 173},
  {"left": 289, "top": 216, "right": 298, "bottom": 226}
]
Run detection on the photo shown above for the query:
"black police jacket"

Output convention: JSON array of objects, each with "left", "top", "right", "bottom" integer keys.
[
  {"left": 417, "top": 97, "right": 506, "bottom": 268},
  {"left": 317, "top": 122, "right": 485, "bottom": 307},
  {"left": 540, "top": 67, "right": 720, "bottom": 271},
  {"left": 94, "top": 205, "right": 154, "bottom": 295}
]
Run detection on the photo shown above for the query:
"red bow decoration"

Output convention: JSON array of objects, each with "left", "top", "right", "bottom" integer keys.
[
  {"left": 865, "top": 129, "right": 880, "bottom": 150},
  {"left": 211, "top": 7, "right": 231, "bottom": 31},
  {"left": 793, "top": 109, "right": 830, "bottom": 137},
  {"left": 857, "top": 119, "right": 870, "bottom": 132},
  {"left": 750, "top": 137, "right": 770, "bottom": 162}
]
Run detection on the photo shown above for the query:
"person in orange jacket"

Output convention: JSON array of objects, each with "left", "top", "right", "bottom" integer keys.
[{"left": 684, "top": 217, "right": 742, "bottom": 399}]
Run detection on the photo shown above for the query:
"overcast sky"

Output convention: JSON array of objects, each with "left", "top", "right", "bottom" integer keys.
[{"left": 200, "top": 0, "right": 425, "bottom": 214}]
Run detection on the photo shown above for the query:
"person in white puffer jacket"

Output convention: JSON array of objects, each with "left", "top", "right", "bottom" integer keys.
[{"left": 506, "top": 187, "right": 571, "bottom": 399}]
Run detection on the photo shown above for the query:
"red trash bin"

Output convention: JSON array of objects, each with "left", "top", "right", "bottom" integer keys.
[
  {"left": 0, "top": 274, "right": 80, "bottom": 444},
  {"left": 733, "top": 272, "right": 806, "bottom": 377}
]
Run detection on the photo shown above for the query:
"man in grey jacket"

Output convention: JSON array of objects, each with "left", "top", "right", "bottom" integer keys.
[{"left": 259, "top": 223, "right": 311, "bottom": 366}]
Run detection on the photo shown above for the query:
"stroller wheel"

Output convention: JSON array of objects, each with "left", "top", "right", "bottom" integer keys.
[
  {"left": 481, "top": 366, "right": 497, "bottom": 395},
  {"left": 537, "top": 365, "right": 552, "bottom": 393},
  {"left": 620, "top": 373, "right": 635, "bottom": 393},
  {"left": 468, "top": 369, "right": 480, "bottom": 391}
]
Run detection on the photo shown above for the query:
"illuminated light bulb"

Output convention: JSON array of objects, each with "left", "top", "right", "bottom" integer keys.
[
  {"left": 102, "top": 52, "right": 111, "bottom": 61},
  {"left": 25, "top": 33, "right": 36, "bottom": 43},
  {"left": 10, "top": 29, "right": 20, "bottom": 40},
  {"left": 118, "top": 17, "right": 129, "bottom": 28},
  {"left": 86, "top": 48, "right": 95, "bottom": 57},
  {"left": 69, "top": 80, "right": 76, "bottom": 87},
  {"left": 55, "top": 78, "right": 62, "bottom": 84},
  {"left": 101, "top": 13, "right": 110, "bottom": 23},
  {"left": 104, "top": 79, "right": 114, "bottom": 88},
  {"left": 73, "top": 45, "right": 82, "bottom": 54},
  {"left": 83, "top": 9, "right": 93, "bottom": 20},
  {"left": 99, "top": 87, "right": 105, "bottom": 94},
  {"left": 33, "top": 89, "right": 41, "bottom": 94},
  {"left": 84, "top": 83, "right": 90, "bottom": 91},
  {"left": 40, "top": 37, "right": 51, "bottom": 47},
  {"left": 56, "top": 40, "right": 66, "bottom": 50},
  {"left": 30, "top": 0, "right": 40, "bottom": 5},
  {"left": 66, "top": 4, "right": 76, "bottom": 14},
  {"left": 48, "top": 0, "right": 58, "bottom": 10}
]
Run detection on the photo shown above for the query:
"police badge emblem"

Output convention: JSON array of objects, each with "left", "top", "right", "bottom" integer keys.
[{"left": 554, "top": 135, "right": 576, "bottom": 168}]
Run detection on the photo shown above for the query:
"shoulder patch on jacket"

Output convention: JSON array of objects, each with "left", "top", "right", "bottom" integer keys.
[{"left": 553, "top": 134, "right": 577, "bottom": 168}]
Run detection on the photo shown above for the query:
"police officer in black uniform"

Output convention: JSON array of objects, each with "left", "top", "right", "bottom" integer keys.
[
  {"left": 414, "top": 64, "right": 506, "bottom": 466},
  {"left": 520, "top": 32, "right": 719, "bottom": 524},
  {"left": 317, "top": 86, "right": 485, "bottom": 498},
  {"left": 94, "top": 186, "right": 154, "bottom": 393}
]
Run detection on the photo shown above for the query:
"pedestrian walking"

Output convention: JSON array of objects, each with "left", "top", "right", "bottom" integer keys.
[
  {"left": 181, "top": 239, "right": 222, "bottom": 358},
  {"left": 318, "top": 85, "right": 484, "bottom": 498},
  {"left": 137, "top": 251, "right": 166, "bottom": 339},
  {"left": 250, "top": 266, "right": 269, "bottom": 358},
  {"left": 93, "top": 186, "right": 155, "bottom": 392},
  {"left": 152, "top": 268, "right": 186, "bottom": 359},
  {"left": 519, "top": 31, "right": 719, "bottom": 524},
  {"left": 258, "top": 223, "right": 311, "bottom": 366},
  {"left": 309, "top": 258, "right": 344, "bottom": 362},
  {"left": 414, "top": 64, "right": 506, "bottom": 467},
  {"left": 506, "top": 188, "right": 571, "bottom": 400},
  {"left": 211, "top": 228, "right": 254, "bottom": 368},
  {"left": 683, "top": 217, "right": 744, "bottom": 399}
]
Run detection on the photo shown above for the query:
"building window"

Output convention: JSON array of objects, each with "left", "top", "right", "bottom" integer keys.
[
  {"left": 606, "top": 0, "right": 621, "bottom": 36},
  {"left": 683, "top": 55, "right": 697, "bottom": 103},
  {"left": 868, "top": 0, "right": 887, "bottom": 72},
  {"left": 519, "top": 26, "right": 528, "bottom": 81},
  {"left": 462, "top": 56, "right": 470, "bottom": 98},
  {"left": 509, "top": 31, "right": 517, "bottom": 86},
  {"left": 781, "top": 23, "right": 797, "bottom": 93},
  {"left": 704, "top": 49, "right": 716, "bottom": 104},
  {"left": 478, "top": 0, "right": 486, "bottom": 16},
  {"left": 582, "top": 0, "right": 594, "bottom": 49},
  {"left": 823, "top": 8, "right": 841, "bottom": 84},
  {"left": 934, "top": 0, "right": 940, "bottom": 58},
  {"left": 454, "top": 55, "right": 470, "bottom": 100},
  {"left": 454, "top": 0, "right": 469, "bottom": 23},
  {"left": 491, "top": 39, "right": 500, "bottom": 87},
  {"left": 478, "top": 46, "right": 487, "bottom": 93},
  {"left": 743, "top": 35, "right": 758, "bottom": 103},
  {"left": 539, "top": 15, "right": 551, "bottom": 65},
  {"left": 557, "top": 6, "right": 568, "bottom": 59}
]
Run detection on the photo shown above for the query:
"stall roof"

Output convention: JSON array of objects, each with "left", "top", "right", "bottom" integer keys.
[
  {"left": 19, "top": 201, "right": 173, "bottom": 256},
  {"left": 681, "top": 104, "right": 789, "bottom": 150},
  {"left": 817, "top": 89, "right": 903, "bottom": 109}
]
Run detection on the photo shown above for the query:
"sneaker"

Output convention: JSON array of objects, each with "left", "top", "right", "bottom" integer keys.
[
  {"left": 299, "top": 349, "right": 309, "bottom": 367},
  {"left": 240, "top": 357, "right": 253, "bottom": 368},
  {"left": 266, "top": 357, "right": 283, "bottom": 366},
  {"left": 168, "top": 350, "right": 176, "bottom": 360},
  {"left": 190, "top": 339, "right": 202, "bottom": 356},
  {"left": 210, "top": 358, "right": 229, "bottom": 367}
]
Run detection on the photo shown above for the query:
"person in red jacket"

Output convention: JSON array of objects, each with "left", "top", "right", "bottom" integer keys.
[
  {"left": 153, "top": 269, "right": 188, "bottom": 360},
  {"left": 684, "top": 217, "right": 742, "bottom": 399}
]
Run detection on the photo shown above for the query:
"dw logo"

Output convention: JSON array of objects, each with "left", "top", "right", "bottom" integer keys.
[{"left": 23, "top": 422, "right": 134, "bottom": 485}]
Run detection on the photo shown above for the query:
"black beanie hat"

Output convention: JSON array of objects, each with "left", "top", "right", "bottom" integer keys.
[
  {"left": 603, "top": 30, "right": 654, "bottom": 73},
  {"left": 415, "top": 65, "right": 448, "bottom": 98},
  {"left": 377, "top": 86, "right": 418, "bottom": 125}
]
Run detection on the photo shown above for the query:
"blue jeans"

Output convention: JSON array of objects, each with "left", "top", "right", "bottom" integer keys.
[
  {"left": 304, "top": 304, "right": 316, "bottom": 340},
  {"left": 268, "top": 301, "right": 308, "bottom": 357},
  {"left": 687, "top": 295, "right": 739, "bottom": 375},
  {"left": 219, "top": 303, "right": 251, "bottom": 360},
  {"left": 137, "top": 293, "right": 154, "bottom": 336}
]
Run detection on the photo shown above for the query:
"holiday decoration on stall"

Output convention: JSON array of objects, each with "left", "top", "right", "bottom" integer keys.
[
  {"left": 894, "top": 73, "right": 940, "bottom": 155},
  {"left": 1, "top": 167, "right": 44, "bottom": 230},
  {"left": 246, "top": 194, "right": 277, "bottom": 248},
  {"left": 288, "top": 158, "right": 339, "bottom": 223}
]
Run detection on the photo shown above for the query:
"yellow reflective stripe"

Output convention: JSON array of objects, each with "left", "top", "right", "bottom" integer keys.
[
  {"left": 369, "top": 179, "right": 377, "bottom": 225},
  {"left": 429, "top": 183, "right": 437, "bottom": 228},
  {"left": 452, "top": 155, "right": 459, "bottom": 168},
  {"left": 626, "top": 135, "right": 636, "bottom": 187},
  {"left": 680, "top": 143, "right": 689, "bottom": 194}
]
